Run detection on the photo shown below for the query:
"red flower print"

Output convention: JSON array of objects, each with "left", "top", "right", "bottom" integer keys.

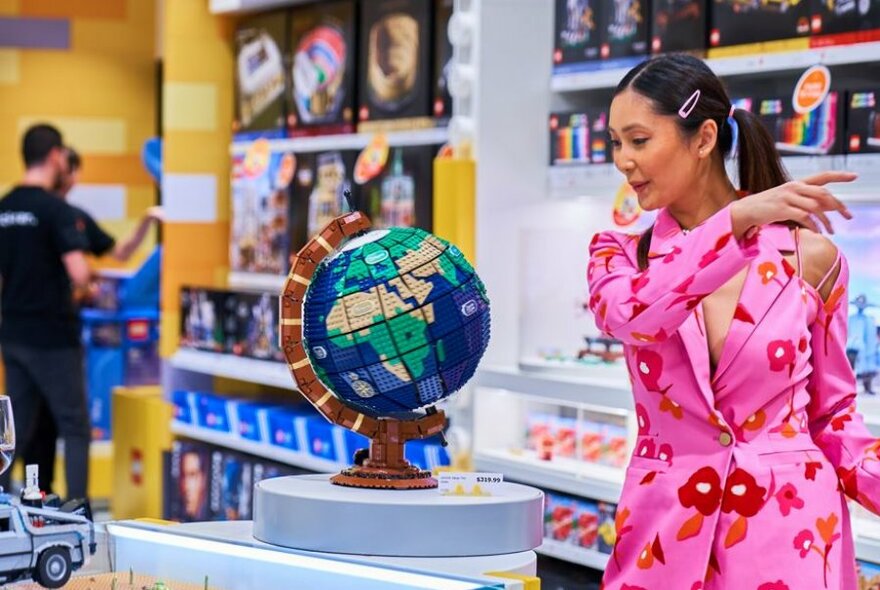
[
  {"left": 635, "top": 350, "right": 668, "bottom": 393},
  {"left": 590, "top": 233, "right": 600, "bottom": 248},
  {"left": 831, "top": 413, "right": 852, "bottom": 432},
  {"left": 805, "top": 462, "right": 823, "bottom": 481},
  {"left": 679, "top": 466, "right": 723, "bottom": 516},
  {"left": 657, "top": 443, "right": 674, "bottom": 464},
  {"left": 699, "top": 250, "right": 720, "bottom": 268},
  {"left": 733, "top": 303, "right": 755, "bottom": 324},
  {"left": 742, "top": 410, "right": 766, "bottom": 432},
  {"left": 622, "top": 586, "right": 648, "bottom": 590},
  {"left": 673, "top": 275, "right": 695, "bottom": 294},
  {"left": 775, "top": 483, "right": 805, "bottom": 516},
  {"left": 767, "top": 340, "right": 795, "bottom": 372},
  {"left": 794, "top": 529, "right": 815, "bottom": 558},
  {"left": 759, "top": 261, "right": 778, "bottom": 284},
  {"left": 758, "top": 582, "right": 790, "bottom": 590},
  {"left": 630, "top": 273, "right": 649, "bottom": 294},
  {"left": 662, "top": 246, "right": 682, "bottom": 263},
  {"left": 781, "top": 258, "right": 796, "bottom": 279},
  {"left": 798, "top": 336, "right": 808, "bottom": 353},
  {"left": 636, "top": 403, "right": 651, "bottom": 435},
  {"left": 721, "top": 468, "right": 766, "bottom": 518},
  {"left": 659, "top": 396, "right": 684, "bottom": 419},
  {"left": 636, "top": 438, "right": 656, "bottom": 460}
]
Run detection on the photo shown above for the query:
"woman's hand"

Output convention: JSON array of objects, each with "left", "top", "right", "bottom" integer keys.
[{"left": 730, "top": 171, "right": 856, "bottom": 238}]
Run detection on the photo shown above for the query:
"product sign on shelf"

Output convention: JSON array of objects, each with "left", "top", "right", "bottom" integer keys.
[
  {"left": 612, "top": 181, "right": 642, "bottom": 228},
  {"left": 354, "top": 133, "right": 390, "bottom": 184},
  {"left": 793, "top": 65, "right": 832, "bottom": 115}
]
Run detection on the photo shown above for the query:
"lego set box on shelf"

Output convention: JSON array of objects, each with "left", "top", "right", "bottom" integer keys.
[
  {"left": 180, "top": 287, "right": 283, "bottom": 362},
  {"left": 286, "top": 0, "right": 357, "bottom": 137},
  {"left": 709, "top": 0, "right": 810, "bottom": 49},
  {"left": 545, "top": 488, "right": 617, "bottom": 555},
  {"left": 81, "top": 247, "right": 161, "bottom": 441},
  {"left": 357, "top": 0, "right": 434, "bottom": 132},
  {"left": 233, "top": 9, "right": 288, "bottom": 140},
  {"left": 810, "top": 0, "right": 880, "bottom": 47},
  {"left": 549, "top": 108, "right": 612, "bottom": 166},
  {"left": 165, "top": 438, "right": 303, "bottom": 523},
  {"left": 651, "top": 0, "right": 708, "bottom": 54},
  {"left": 846, "top": 88, "right": 880, "bottom": 153},
  {"left": 171, "top": 389, "right": 452, "bottom": 469}
]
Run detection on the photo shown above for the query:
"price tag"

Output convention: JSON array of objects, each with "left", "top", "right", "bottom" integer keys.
[{"left": 437, "top": 472, "right": 504, "bottom": 496}]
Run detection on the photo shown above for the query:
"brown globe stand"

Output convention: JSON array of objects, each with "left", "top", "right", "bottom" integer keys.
[{"left": 279, "top": 212, "right": 447, "bottom": 490}]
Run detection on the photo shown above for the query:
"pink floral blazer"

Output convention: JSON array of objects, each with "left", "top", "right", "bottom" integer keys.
[{"left": 587, "top": 204, "right": 879, "bottom": 590}]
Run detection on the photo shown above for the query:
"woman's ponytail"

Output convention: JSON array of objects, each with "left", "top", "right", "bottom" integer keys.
[{"left": 734, "top": 108, "right": 790, "bottom": 195}]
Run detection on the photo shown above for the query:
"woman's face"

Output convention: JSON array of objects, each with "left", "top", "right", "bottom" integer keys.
[{"left": 609, "top": 89, "right": 701, "bottom": 211}]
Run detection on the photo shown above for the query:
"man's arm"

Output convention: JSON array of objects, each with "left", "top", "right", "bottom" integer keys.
[{"left": 112, "top": 206, "right": 163, "bottom": 262}]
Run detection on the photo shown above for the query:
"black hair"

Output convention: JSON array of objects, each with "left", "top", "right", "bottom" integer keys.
[
  {"left": 614, "top": 54, "right": 789, "bottom": 270},
  {"left": 67, "top": 147, "right": 81, "bottom": 172},
  {"left": 22, "top": 124, "right": 63, "bottom": 168}
]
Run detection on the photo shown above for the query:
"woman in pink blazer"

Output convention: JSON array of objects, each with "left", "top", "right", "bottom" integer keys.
[{"left": 587, "top": 54, "right": 870, "bottom": 590}]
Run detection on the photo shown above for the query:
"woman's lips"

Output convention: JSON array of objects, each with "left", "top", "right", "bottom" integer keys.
[{"left": 630, "top": 181, "right": 649, "bottom": 195}]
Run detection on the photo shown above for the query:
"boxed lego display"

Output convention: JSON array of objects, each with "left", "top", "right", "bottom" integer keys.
[
  {"left": 355, "top": 144, "right": 436, "bottom": 231},
  {"left": 180, "top": 287, "right": 227, "bottom": 353},
  {"left": 287, "top": 0, "right": 357, "bottom": 137},
  {"left": 857, "top": 558, "right": 880, "bottom": 588},
  {"left": 234, "top": 10, "right": 288, "bottom": 139},
  {"left": 651, "top": 0, "right": 707, "bottom": 53},
  {"left": 358, "top": 0, "right": 434, "bottom": 131},
  {"left": 229, "top": 144, "right": 294, "bottom": 275},
  {"left": 168, "top": 440, "right": 212, "bottom": 522},
  {"left": 810, "top": 0, "right": 880, "bottom": 46},
  {"left": 600, "top": 0, "right": 650, "bottom": 62},
  {"left": 433, "top": 0, "right": 454, "bottom": 122},
  {"left": 288, "top": 150, "right": 356, "bottom": 253},
  {"left": 846, "top": 89, "right": 880, "bottom": 153},
  {"left": 549, "top": 109, "right": 611, "bottom": 165},
  {"left": 552, "top": 0, "right": 603, "bottom": 72},
  {"left": 756, "top": 90, "right": 843, "bottom": 155},
  {"left": 709, "top": 0, "right": 810, "bottom": 49}
]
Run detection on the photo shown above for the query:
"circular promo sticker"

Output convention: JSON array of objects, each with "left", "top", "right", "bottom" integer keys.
[
  {"left": 354, "top": 133, "right": 389, "bottom": 185},
  {"left": 613, "top": 182, "right": 642, "bottom": 227},
  {"left": 793, "top": 65, "right": 831, "bottom": 115},
  {"left": 275, "top": 152, "right": 296, "bottom": 189},
  {"left": 243, "top": 138, "right": 271, "bottom": 178}
]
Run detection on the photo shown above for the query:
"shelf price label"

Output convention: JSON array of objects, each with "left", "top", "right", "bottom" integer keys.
[{"left": 438, "top": 472, "right": 504, "bottom": 496}]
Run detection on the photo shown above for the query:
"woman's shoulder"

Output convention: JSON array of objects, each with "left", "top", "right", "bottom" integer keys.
[
  {"left": 795, "top": 228, "right": 844, "bottom": 300},
  {"left": 590, "top": 229, "right": 642, "bottom": 252}
]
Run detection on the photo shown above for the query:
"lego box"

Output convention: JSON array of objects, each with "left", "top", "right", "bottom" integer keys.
[
  {"left": 549, "top": 109, "right": 612, "bottom": 165},
  {"left": 810, "top": 0, "right": 880, "bottom": 46},
  {"left": 552, "top": 0, "right": 603, "bottom": 72},
  {"left": 355, "top": 144, "right": 436, "bottom": 232},
  {"left": 433, "top": 0, "right": 454, "bottom": 122},
  {"left": 651, "top": 0, "right": 708, "bottom": 53},
  {"left": 709, "top": 0, "right": 810, "bottom": 48},
  {"left": 756, "top": 90, "right": 843, "bottom": 155},
  {"left": 846, "top": 89, "right": 880, "bottom": 153},
  {"left": 234, "top": 10, "right": 288, "bottom": 139},
  {"left": 180, "top": 288, "right": 227, "bottom": 353},
  {"left": 358, "top": 0, "right": 434, "bottom": 131},
  {"left": 600, "top": 0, "right": 650, "bottom": 61},
  {"left": 287, "top": 0, "right": 357, "bottom": 137}
]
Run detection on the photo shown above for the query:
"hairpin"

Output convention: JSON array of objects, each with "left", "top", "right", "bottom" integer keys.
[{"left": 678, "top": 90, "right": 701, "bottom": 119}]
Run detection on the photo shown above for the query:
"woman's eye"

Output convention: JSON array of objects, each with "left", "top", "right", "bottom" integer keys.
[
  {"left": 610, "top": 139, "right": 622, "bottom": 149},
  {"left": 633, "top": 138, "right": 649, "bottom": 146}
]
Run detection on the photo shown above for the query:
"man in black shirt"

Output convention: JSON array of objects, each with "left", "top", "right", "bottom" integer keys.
[
  {"left": 22, "top": 147, "right": 163, "bottom": 493},
  {"left": 0, "top": 124, "right": 92, "bottom": 499}
]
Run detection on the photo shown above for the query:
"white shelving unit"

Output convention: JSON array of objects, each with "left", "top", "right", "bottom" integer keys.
[
  {"left": 551, "top": 41, "right": 880, "bottom": 92},
  {"left": 229, "top": 128, "right": 449, "bottom": 156},
  {"left": 227, "top": 272, "right": 285, "bottom": 293},
  {"left": 169, "top": 349, "right": 295, "bottom": 391},
  {"left": 171, "top": 421, "right": 341, "bottom": 474},
  {"left": 536, "top": 539, "right": 610, "bottom": 570}
]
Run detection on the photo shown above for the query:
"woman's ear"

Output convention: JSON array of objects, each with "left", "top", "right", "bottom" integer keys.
[{"left": 694, "top": 119, "right": 719, "bottom": 159}]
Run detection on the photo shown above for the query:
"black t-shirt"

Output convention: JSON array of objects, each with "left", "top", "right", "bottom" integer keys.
[
  {"left": 70, "top": 205, "right": 116, "bottom": 257},
  {"left": 0, "top": 186, "right": 89, "bottom": 347}
]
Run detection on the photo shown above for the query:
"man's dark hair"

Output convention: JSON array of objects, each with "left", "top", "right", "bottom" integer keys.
[
  {"left": 22, "top": 124, "right": 63, "bottom": 168},
  {"left": 67, "top": 148, "right": 81, "bottom": 172}
]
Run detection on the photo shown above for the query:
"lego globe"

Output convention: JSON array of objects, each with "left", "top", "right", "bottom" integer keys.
[{"left": 303, "top": 227, "right": 490, "bottom": 417}]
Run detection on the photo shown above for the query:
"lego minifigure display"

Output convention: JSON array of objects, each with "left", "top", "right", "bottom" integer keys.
[
  {"left": 233, "top": 10, "right": 288, "bottom": 138},
  {"left": 553, "top": 0, "right": 603, "bottom": 71}
]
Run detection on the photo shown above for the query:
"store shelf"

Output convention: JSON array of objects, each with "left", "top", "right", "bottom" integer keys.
[
  {"left": 210, "top": 0, "right": 317, "bottom": 14},
  {"left": 551, "top": 41, "right": 880, "bottom": 91},
  {"left": 170, "top": 349, "right": 295, "bottom": 390},
  {"left": 229, "top": 127, "right": 449, "bottom": 156},
  {"left": 473, "top": 448, "right": 624, "bottom": 504},
  {"left": 548, "top": 155, "right": 880, "bottom": 202},
  {"left": 171, "top": 421, "right": 342, "bottom": 474},
  {"left": 536, "top": 538, "right": 610, "bottom": 571},
  {"left": 228, "top": 271, "right": 285, "bottom": 293},
  {"left": 475, "top": 365, "right": 632, "bottom": 411}
]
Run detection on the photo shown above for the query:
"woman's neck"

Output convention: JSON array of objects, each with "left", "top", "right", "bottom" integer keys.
[{"left": 666, "top": 168, "right": 738, "bottom": 232}]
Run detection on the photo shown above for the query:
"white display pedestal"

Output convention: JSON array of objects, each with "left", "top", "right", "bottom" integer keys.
[{"left": 252, "top": 474, "right": 545, "bottom": 558}]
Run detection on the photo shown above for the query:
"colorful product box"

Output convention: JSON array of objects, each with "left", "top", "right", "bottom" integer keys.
[
  {"left": 553, "top": 0, "right": 603, "bottom": 72},
  {"left": 597, "top": 501, "right": 618, "bottom": 554},
  {"left": 757, "top": 90, "right": 843, "bottom": 155},
  {"left": 600, "top": 0, "right": 650, "bottom": 62},
  {"left": 544, "top": 491, "right": 578, "bottom": 542},
  {"left": 268, "top": 407, "right": 306, "bottom": 452},
  {"left": 180, "top": 288, "right": 227, "bottom": 353},
  {"left": 168, "top": 440, "right": 213, "bottom": 522},
  {"left": 171, "top": 390, "right": 198, "bottom": 425},
  {"left": 305, "top": 416, "right": 340, "bottom": 463},
  {"left": 856, "top": 558, "right": 880, "bottom": 589},
  {"left": 709, "top": 0, "right": 810, "bottom": 48},
  {"left": 572, "top": 499, "right": 601, "bottom": 550},
  {"left": 581, "top": 420, "right": 605, "bottom": 463},
  {"left": 197, "top": 393, "right": 233, "bottom": 434},
  {"left": 810, "top": 0, "right": 880, "bottom": 46},
  {"left": 602, "top": 423, "right": 629, "bottom": 468},
  {"left": 234, "top": 401, "right": 279, "bottom": 443},
  {"left": 434, "top": 0, "right": 454, "bottom": 122},
  {"left": 234, "top": 10, "right": 288, "bottom": 139},
  {"left": 651, "top": 0, "right": 707, "bottom": 53},
  {"left": 286, "top": 0, "right": 357, "bottom": 137},
  {"left": 358, "top": 0, "right": 434, "bottom": 131},
  {"left": 356, "top": 145, "right": 436, "bottom": 232},
  {"left": 846, "top": 89, "right": 880, "bottom": 153},
  {"left": 549, "top": 109, "right": 611, "bottom": 165}
]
